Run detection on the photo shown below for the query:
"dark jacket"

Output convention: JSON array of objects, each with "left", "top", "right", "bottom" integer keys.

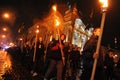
[
  {"left": 34, "top": 41, "right": 45, "bottom": 60},
  {"left": 82, "top": 35, "right": 104, "bottom": 69},
  {"left": 46, "top": 39, "right": 65, "bottom": 61}
]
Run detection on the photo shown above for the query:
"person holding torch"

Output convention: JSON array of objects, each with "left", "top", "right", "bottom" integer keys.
[
  {"left": 80, "top": 28, "right": 105, "bottom": 80},
  {"left": 44, "top": 5, "right": 66, "bottom": 80},
  {"left": 44, "top": 33, "right": 66, "bottom": 80}
]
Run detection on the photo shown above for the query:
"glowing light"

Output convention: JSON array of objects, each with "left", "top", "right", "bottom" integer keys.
[
  {"left": 0, "top": 50, "right": 12, "bottom": 77},
  {"left": 19, "top": 38, "right": 23, "bottom": 41},
  {"left": 3, "top": 13, "right": 10, "bottom": 19},
  {"left": 52, "top": 5, "right": 57, "bottom": 12},
  {"left": 99, "top": 0, "right": 108, "bottom": 8},
  {"left": 9, "top": 42, "right": 14, "bottom": 46},
  {"left": 3, "top": 28, "right": 7, "bottom": 31},
  {"left": 35, "top": 29, "right": 39, "bottom": 34},
  {"left": 4, "top": 54, "right": 12, "bottom": 69},
  {"left": 2, "top": 35, "right": 6, "bottom": 38},
  {"left": 114, "top": 54, "right": 118, "bottom": 57},
  {"left": 55, "top": 19, "right": 60, "bottom": 26},
  {"left": 36, "top": 25, "right": 39, "bottom": 28}
]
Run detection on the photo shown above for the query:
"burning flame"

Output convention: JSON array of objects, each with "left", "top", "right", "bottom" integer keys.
[
  {"left": 52, "top": 5, "right": 57, "bottom": 12},
  {"left": 35, "top": 29, "right": 39, "bottom": 33},
  {"left": 99, "top": 0, "right": 108, "bottom": 7},
  {"left": 55, "top": 19, "right": 60, "bottom": 26}
]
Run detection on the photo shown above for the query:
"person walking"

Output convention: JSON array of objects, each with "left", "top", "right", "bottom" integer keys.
[
  {"left": 44, "top": 34, "right": 66, "bottom": 80},
  {"left": 32, "top": 37, "right": 45, "bottom": 77}
]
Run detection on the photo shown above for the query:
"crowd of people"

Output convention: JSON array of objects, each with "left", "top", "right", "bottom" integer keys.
[{"left": 5, "top": 28, "right": 120, "bottom": 80}]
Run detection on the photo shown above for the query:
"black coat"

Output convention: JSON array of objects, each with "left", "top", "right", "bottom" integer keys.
[
  {"left": 46, "top": 40, "right": 65, "bottom": 61},
  {"left": 82, "top": 35, "right": 104, "bottom": 69}
]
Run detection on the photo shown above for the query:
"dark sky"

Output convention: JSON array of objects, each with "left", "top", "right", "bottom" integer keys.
[{"left": 0, "top": 0, "right": 120, "bottom": 50}]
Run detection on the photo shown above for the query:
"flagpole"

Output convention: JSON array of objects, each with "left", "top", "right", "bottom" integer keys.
[{"left": 90, "top": 0, "right": 108, "bottom": 80}]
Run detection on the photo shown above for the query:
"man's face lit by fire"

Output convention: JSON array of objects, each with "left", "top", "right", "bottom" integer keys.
[{"left": 93, "top": 28, "right": 100, "bottom": 36}]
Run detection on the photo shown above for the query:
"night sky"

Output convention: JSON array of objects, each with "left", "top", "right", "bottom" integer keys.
[{"left": 0, "top": 0, "right": 120, "bottom": 50}]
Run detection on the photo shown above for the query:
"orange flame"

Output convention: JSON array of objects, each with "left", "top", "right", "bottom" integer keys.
[
  {"left": 52, "top": 5, "right": 57, "bottom": 12},
  {"left": 3, "top": 13, "right": 10, "bottom": 19},
  {"left": 99, "top": 0, "right": 108, "bottom": 7},
  {"left": 35, "top": 29, "right": 39, "bottom": 33},
  {"left": 55, "top": 19, "right": 60, "bottom": 27}
]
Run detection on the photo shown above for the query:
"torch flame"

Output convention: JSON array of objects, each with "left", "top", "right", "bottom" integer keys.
[
  {"left": 99, "top": 0, "right": 108, "bottom": 7},
  {"left": 55, "top": 19, "right": 60, "bottom": 26},
  {"left": 35, "top": 29, "right": 39, "bottom": 33},
  {"left": 52, "top": 5, "right": 57, "bottom": 12}
]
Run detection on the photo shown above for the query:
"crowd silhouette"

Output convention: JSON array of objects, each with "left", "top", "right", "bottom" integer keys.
[{"left": 3, "top": 33, "right": 120, "bottom": 80}]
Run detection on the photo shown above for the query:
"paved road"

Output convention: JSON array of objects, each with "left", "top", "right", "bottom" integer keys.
[{"left": 0, "top": 50, "right": 11, "bottom": 80}]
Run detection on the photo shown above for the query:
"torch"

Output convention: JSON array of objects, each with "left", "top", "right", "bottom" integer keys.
[
  {"left": 33, "top": 28, "right": 39, "bottom": 62},
  {"left": 90, "top": 0, "right": 108, "bottom": 80},
  {"left": 56, "top": 18, "right": 65, "bottom": 65},
  {"left": 53, "top": 5, "right": 65, "bottom": 65}
]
